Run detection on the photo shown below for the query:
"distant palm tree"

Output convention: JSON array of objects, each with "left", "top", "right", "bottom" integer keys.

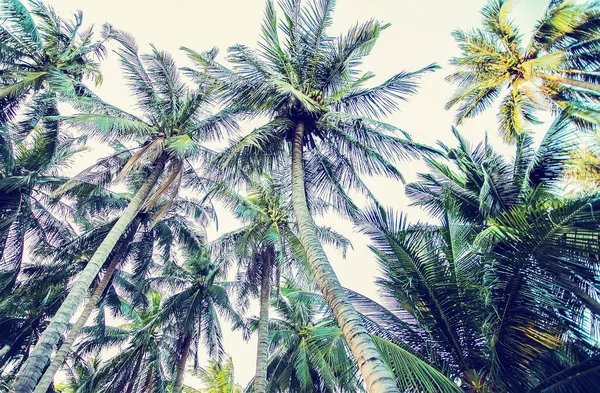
[
  {"left": 209, "top": 173, "right": 350, "bottom": 393},
  {"left": 157, "top": 255, "right": 242, "bottom": 393},
  {"left": 13, "top": 28, "right": 237, "bottom": 393},
  {"left": 190, "top": 357, "right": 242, "bottom": 393},
  {"left": 56, "top": 356, "right": 103, "bottom": 393},
  {"left": 446, "top": 0, "right": 600, "bottom": 141},
  {"left": 249, "top": 282, "right": 363, "bottom": 393},
  {"left": 356, "top": 117, "right": 600, "bottom": 392},
  {"left": 183, "top": 1, "right": 437, "bottom": 390},
  {"left": 73, "top": 292, "right": 168, "bottom": 393}
]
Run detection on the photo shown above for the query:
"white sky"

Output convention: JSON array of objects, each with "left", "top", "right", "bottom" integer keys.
[{"left": 43, "top": 0, "right": 555, "bottom": 388}]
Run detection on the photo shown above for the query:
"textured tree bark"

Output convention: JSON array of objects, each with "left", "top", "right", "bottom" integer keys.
[
  {"left": 172, "top": 332, "right": 193, "bottom": 393},
  {"left": 253, "top": 247, "right": 272, "bottom": 393},
  {"left": 290, "top": 121, "right": 400, "bottom": 393},
  {"left": 32, "top": 218, "right": 142, "bottom": 393},
  {"left": 14, "top": 158, "right": 166, "bottom": 393}
]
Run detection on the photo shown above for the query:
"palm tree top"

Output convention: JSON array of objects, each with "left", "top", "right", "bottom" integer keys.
[
  {"left": 0, "top": 0, "right": 108, "bottom": 108},
  {"left": 447, "top": 0, "right": 600, "bottom": 139},
  {"left": 183, "top": 0, "right": 438, "bottom": 142}
]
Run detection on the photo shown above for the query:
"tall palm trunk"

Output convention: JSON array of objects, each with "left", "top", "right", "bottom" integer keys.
[
  {"left": 172, "top": 332, "right": 193, "bottom": 393},
  {"left": 253, "top": 247, "right": 272, "bottom": 393},
  {"left": 32, "top": 218, "right": 142, "bottom": 393},
  {"left": 14, "top": 158, "right": 166, "bottom": 393},
  {"left": 539, "top": 73, "right": 600, "bottom": 94},
  {"left": 290, "top": 121, "right": 400, "bottom": 393}
]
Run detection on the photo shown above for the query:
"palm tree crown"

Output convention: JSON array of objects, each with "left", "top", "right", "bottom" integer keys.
[{"left": 447, "top": 0, "right": 600, "bottom": 140}]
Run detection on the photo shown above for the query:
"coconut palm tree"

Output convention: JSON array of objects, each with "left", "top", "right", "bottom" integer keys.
[
  {"left": 55, "top": 356, "right": 103, "bottom": 393},
  {"left": 182, "top": 1, "right": 437, "bottom": 390},
  {"left": 355, "top": 119, "right": 600, "bottom": 392},
  {"left": 156, "top": 253, "right": 243, "bottom": 393},
  {"left": 208, "top": 173, "right": 350, "bottom": 393},
  {"left": 247, "top": 282, "right": 363, "bottom": 393},
  {"left": 31, "top": 181, "right": 214, "bottom": 393},
  {"left": 191, "top": 357, "right": 242, "bottom": 393},
  {"left": 446, "top": 0, "right": 600, "bottom": 141},
  {"left": 0, "top": 125, "right": 82, "bottom": 296},
  {"left": 72, "top": 292, "right": 170, "bottom": 393},
  {"left": 13, "top": 29, "right": 237, "bottom": 392},
  {"left": 0, "top": 0, "right": 107, "bottom": 155}
]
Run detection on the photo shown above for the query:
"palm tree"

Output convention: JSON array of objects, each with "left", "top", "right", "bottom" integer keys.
[
  {"left": 183, "top": 1, "right": 437, "bottom": 390},
  {"left": 55, "top": 356, "right": 103, "bottom": 393},
  {"left": 446, "top": 0, "right": 600, "bottom": 141},
  {"left": 31, "top": 217, "right": 142, "bottom": 393},
  {"left": 209, "top": 176, "right": 291, "bottom": 393},
  {"left": 157, "top": 254, "right": 243, "bottom": 393},
  {"left": 191, "top": 357, "right": 242, "bottom": 393},
  {"left": 0, "top": 126, "right": 82, "bottom": 296},
  {"left": 72, "top": 292, "right": 169, "bottom": 393},
  {"left": 209, "top": 174, "right": 350, "bottom": 393},
  {"left": 0, "top": 256, "right": 76, "bottom": 378},
  {"left": 245, "top": 282, "right": 363, "bottom": 393},
  {"left": 356, "top": 119, "right": 600, "bottom": 391},
  {"left": 0, "top": 0, "right": 107, "bottom": 154},
  {"left": 32, "top": 182, "right": 214, "bottom": 393},
  {"left": 13, "top": 29, "right": 237, "bottom": 392}
]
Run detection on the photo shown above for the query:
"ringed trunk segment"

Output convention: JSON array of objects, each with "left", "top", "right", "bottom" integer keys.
[
  {"left": 253, "top": 247, "right": 273, "bottom": 393},
  {"left": 32, "top": 218, "right": 142, "bottom": 393},
  {"left": 13, "top": 157, "right": 167, "bottom": 393},
  {"left": 289, "top": 121, "right": 400, "bottom": 393}
]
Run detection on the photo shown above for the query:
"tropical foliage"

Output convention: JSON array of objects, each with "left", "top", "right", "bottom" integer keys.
[{"left": 1, "top": 0, "right": 600, "bottom": 393}]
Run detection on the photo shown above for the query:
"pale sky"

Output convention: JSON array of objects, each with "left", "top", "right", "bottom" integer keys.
[{"left": 42, "top": 0, "right": 554, "bottom": 388}]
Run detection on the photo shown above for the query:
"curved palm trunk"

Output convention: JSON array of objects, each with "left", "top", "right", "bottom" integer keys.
[
  {"left": 172, "top": 332, "right": 193, "bottom": 393},
  {"left": 253, "top": 247, "right": 272, "bottom": 393},
  {"left": 290, "top": 121, "right": 400, "bottom": 393},
  {"left": 32, "top": 218, "right": 142, "bottom": 393},
  {"left": 14, "top": 158, "right": 166, "bottom": 393},
  {"left": 539, "top": 73, "right": 600, "bottom": 95}
]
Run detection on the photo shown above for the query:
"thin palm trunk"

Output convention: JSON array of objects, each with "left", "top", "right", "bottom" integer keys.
[
  {"left": 172, "top": 332, "right": 192, "bottom": 393},
  {"left": 144, "top": 365, "right": 154, "bottom": 392},
  {"left": 32, "top": 218, "right": 142, "bottom": 393},
  {"left": 290, "top": 121, "right": 400, "bottom": 393},
  {"left": 125, "top": 353, "right": 144, "bottom": 393},
  {"left": 14, "top": 158, "right": 166, "bottom": 393},
  {"left": 539, "top": 73, "right": 600, "bottom": 94},
  {"left": 253, "top": 247, "right": 272, "bottom": 393}
]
